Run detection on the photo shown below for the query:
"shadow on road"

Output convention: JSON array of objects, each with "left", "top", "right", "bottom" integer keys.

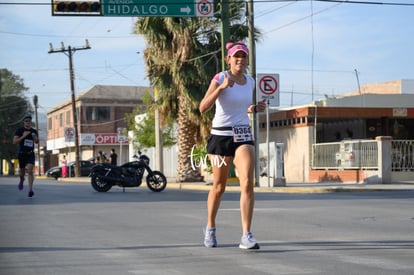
[{"left": 1, "top": 239, "right": 413, "bottom": 254}]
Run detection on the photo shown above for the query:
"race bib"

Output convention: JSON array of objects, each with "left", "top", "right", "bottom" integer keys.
[
  {"left": 24, "top": 139, "right": 34, "bottom": 148},
  {"left": 232, "top": 125, "right": 254, "bottom": 142}
]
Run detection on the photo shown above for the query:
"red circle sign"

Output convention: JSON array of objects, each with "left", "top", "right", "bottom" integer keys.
[
  {"left": 65, "top": 127, "right": 75, "bottom": 137},
  {"left": 197, "top": 0, "right": 212, "bottom": 16},
  {"left": 259, "top": 75, "right": 278, "bottom": 95}
]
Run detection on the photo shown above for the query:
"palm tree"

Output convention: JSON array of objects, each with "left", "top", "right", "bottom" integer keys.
[{"left": 134, "top": 3, "right": 260, "bottom": 182}]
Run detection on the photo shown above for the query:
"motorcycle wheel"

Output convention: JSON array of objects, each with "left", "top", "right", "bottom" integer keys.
[
  {"left": 146, "top": 171, "right": 167, "bottom": 192},
  {"left": 91, "top": 173, "right": 112, "bottom": 192}
]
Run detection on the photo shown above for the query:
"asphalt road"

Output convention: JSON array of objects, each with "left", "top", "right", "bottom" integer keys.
[{"left": 1, "top": 177, "right": 414, "bottom": 275}]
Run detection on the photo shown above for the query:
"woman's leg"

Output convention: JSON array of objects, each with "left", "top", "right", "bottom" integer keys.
[
  {"left": 233, "top": 144, "right": 255, "bottom": 234},
  {"left": 207, "top": 155, "right": 232, "bottom": 228}
]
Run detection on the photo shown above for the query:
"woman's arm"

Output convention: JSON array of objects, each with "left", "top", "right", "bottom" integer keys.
[{"left": 199, "top": 74, "right": 231, "bottom": 114}]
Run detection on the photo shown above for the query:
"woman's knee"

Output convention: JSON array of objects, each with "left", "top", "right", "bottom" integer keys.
[
  {"left": 212, "top": 182, "right": 226, "bottom": 195},
  {"left": 240, "top": 180, "right": 254, "bottom": 193}
]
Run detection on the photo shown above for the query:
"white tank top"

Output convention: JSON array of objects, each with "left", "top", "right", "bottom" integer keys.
[{"left": 211, "top": 71, "right": 255, "bottom": 136}]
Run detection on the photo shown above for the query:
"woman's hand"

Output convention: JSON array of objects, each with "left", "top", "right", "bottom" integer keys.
[
  {"left": 249, "top": 99, "right": 266, "bottom": 113},
  {"left": 256, "top": 99, "right": 266, "bottom": 112},
  {"left": 221, "top": 73, "right": 234, "bottom": 88}
]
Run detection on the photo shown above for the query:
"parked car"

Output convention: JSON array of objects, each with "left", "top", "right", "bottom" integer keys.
[{"left": 45, "top": 160, "right": 94, "bottom": 179}]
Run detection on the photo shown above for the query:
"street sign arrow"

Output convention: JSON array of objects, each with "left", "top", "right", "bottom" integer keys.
[{"left": 180, "top": 6, "right": 191, "bottom": 15}]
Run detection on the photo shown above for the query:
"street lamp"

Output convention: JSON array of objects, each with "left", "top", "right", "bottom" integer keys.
[{"left": 33, "top": 95, "right": 41, "bottom": 176}]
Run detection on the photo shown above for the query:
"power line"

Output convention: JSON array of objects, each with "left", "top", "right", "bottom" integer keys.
[
  {"left": 255, "top": 0, "right": 414, "bottom": 5},
  {"left": 263, "top": 1, "right": 343, "bottom": 34},
  {"left": 314, "top": 0, "right": 414, "bottom": 5},
  {"left": 80, "top": 117, "right": 125, "bottom": 127},
  {"left": 0, "top": 29, "right": 134, "bottom": 39},
  {"left": 48, "top": 40, "right": 91, "bottom": 177},
  {"left": 3, "top": 0, "right": 412, "bottom": 108},
  {"left": 1, "top": 0, "right": 414, "bottom": 6},
  {"left": 255, "top": 1, "right": 296, "bottom": 20}
]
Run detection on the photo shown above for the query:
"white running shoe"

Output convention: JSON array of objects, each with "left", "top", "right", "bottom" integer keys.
[
  {"left": 239, "top": 232, "right": 260, "bottom": 249},
  {"left": 203, "top": 226, "right": 217, "bottom": 248}
]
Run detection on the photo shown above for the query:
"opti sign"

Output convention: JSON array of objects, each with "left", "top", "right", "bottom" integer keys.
[
  {"left": 80, "top": 133, "right": 128, "bottom": 145},
  {"left": 256, "top": 73, "right": 280, "bottom": 107}
]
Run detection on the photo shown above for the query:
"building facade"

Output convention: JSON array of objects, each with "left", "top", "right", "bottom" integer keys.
[
  {"left": 44, "top": 80, "right": 414, "bottom": 184},
  {"left": 257, "top": 79, "right": 414, "bottom": 183},
  {"left": 46, "top": 85, "right": 150, "bottom": 167}
]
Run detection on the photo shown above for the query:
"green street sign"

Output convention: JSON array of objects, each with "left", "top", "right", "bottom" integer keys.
[{"left": 101, "top": 0, "right": 214, "bottom": 17}]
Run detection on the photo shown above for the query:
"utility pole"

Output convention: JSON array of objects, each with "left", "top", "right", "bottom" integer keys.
[
  {"left": 246, "top": 0, "right": 260, "bottom": 186},
  {"left": 33, "top": 95, "right": 41, "bottom": 176},
  {"left": 48, "top": 40, "right": 91, "bottom": 177},
  {"left": 220, "top": 0, "right": 230, "bottom": 71},
  {"left": 354, "top": 69, "right": 361, "bottom": 95},
  {"left": 154, "top": 87, "right": 163, "bottom": 172}
]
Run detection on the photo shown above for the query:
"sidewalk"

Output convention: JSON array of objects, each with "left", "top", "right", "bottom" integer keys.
[{"left": 49, "top": 176, "right": 414, "bottom": 193}]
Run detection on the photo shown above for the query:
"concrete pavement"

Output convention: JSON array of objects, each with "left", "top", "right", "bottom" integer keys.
[{"left": 2, "top": 176, "right": 414, "bottom": 275}]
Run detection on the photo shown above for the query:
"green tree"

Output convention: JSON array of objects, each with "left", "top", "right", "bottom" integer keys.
[
  {"left": 134, "top": 2, "right": 260, "bottom": 181},
  {"left": 0, "top": 69, "right": 31, "bottom": 175},
  {"left": 125, "top": 91, "right": 176, "bottom": 151}
]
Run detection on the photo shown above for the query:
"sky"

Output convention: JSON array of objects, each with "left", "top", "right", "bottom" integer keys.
[{"left": 1, "top": 0, "right": 413, "bottom": 114}]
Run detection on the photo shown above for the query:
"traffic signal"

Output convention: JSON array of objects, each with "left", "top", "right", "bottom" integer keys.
[{"left": 52, "top": 1, "right": 101, "bottom": 16}]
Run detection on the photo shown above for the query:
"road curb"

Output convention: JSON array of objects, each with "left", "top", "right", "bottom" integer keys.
[
  {"left": 167, "top": 183, "right": 407, "bottom": 193},
  {"left": 36, "top": 176, "right": 414, "bottom": 193}
]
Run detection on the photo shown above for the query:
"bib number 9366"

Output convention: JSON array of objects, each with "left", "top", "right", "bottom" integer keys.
[{"left": 232, "top": 125, "right": 254, "bottom": 142}]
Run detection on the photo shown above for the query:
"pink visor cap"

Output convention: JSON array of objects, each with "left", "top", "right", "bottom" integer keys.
[{"left": 227, "top": 43, "right": 249, "bottom": 57}]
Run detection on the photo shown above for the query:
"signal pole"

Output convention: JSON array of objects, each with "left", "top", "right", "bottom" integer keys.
[
  {"left": 33, "top": 95, "right": 41, "bottom": 176},
  {"left": 48, "top": 40, "right": 91, "bottom": 177},
  {"left": 220, "top": 0, "right": 229, "bottom": 71},
  {"left": 246, "top": 0, "right": 260, "bottom": 186}
]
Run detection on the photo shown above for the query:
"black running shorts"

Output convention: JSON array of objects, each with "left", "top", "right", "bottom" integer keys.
[
  {"left": 206, "top": 134, "right": 254, "bottom": 157},
  {"left": 18, "top": 152, "right": 35, "bottom": 168}
]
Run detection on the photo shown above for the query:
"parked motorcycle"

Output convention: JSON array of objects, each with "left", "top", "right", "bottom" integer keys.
[{"left": 90, "top": 151, "right": 167, "bottom": 192}]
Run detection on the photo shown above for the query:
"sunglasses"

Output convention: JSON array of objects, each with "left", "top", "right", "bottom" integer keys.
[{"left": 24, "top": 119, "right": 32, "bottom": 122}]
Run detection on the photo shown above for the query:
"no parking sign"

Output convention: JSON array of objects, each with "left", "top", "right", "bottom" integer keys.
[
  {"left": 64, "top": 127, "right": 75, "bottom": 142},
  {"left": 256, "top": 73, "right": 280, "bottom": 107}
]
